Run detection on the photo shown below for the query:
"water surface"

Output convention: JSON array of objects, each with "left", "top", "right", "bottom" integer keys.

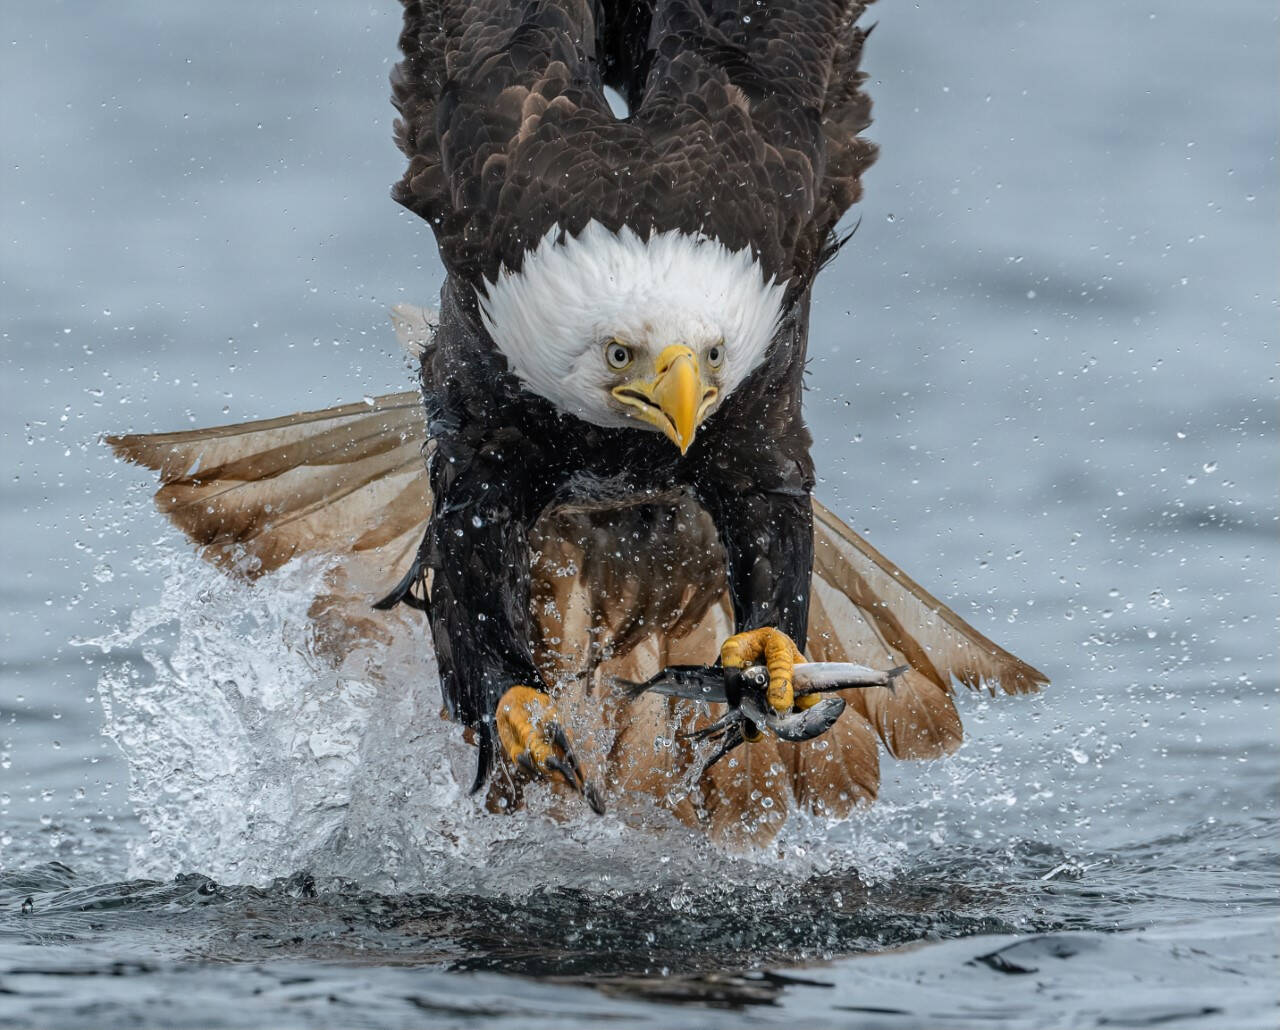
[{"left": 2, "top": 3, "right": 1276, "bottom": 1028}]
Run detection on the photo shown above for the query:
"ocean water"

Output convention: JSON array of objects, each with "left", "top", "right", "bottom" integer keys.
[{"left": 2, "top": 3, "right": 1276, "bottom": 1028}]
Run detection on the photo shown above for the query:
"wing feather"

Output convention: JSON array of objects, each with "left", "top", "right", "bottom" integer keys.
[
  {"left": 811, "top": 498, "right": 1048, "bottom": 697},
  {"left": 106, "top": 392, "right": 428, "bottom": 575}
]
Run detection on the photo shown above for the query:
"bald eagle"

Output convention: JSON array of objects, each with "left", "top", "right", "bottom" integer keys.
[{"left": 108, "top": 0, "right": 1046, "bottom": 845}]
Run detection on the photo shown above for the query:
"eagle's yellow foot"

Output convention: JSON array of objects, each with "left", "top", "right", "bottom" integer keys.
[
  {"left": 495, "top": 685, "right": 604, "bottom": 814},
  {"left": 720, "top": 626, "right": 820, "bottom": 713}
]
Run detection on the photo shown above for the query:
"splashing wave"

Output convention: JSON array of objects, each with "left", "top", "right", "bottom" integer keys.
[{"left": 85, "top": 548, "right": 915, "bottom": 893}]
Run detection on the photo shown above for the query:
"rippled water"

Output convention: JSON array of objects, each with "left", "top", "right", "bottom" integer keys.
[{"left": 2, "top": 3, "right": 1277, "bottom": 1028}]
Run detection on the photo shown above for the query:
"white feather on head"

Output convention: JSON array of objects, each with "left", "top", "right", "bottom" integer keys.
[{"left": 477, "top": 222, "right": 786, "bottom": 431}]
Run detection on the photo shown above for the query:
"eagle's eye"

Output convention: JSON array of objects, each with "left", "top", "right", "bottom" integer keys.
[
  {"left": 604, "top": 340, "right": 633, "bottom": 370},
  {"left": 706, "top": 342, "right": 725, "bottom": 369}
]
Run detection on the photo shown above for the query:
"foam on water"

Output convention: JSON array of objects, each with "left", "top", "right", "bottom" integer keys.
[{"left": 88, "top": 547, "right": 434, "bottom": 888}]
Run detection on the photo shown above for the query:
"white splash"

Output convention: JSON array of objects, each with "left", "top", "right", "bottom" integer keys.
[
  {"left": 87, "top": 545, "right": 915, "bottom": 893},
  {"left": 89, "top": 548, "right": 455, "bottom": 890}
]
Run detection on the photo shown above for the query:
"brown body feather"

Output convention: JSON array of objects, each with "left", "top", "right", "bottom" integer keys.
[{"left": 391, "top": 1, "right": 877, "bottom": 288}]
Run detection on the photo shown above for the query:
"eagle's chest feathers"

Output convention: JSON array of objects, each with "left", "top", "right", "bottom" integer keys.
[{"left": 477, "top": 222, "right": 785, "bottom": 433}]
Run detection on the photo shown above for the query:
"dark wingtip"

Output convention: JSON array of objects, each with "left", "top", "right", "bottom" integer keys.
[
  {"left": 372, "top": 560, "right": 427, "bottom": 611},
  {"left": 373, "top": 529, "right": 431, "bottom": 612}
]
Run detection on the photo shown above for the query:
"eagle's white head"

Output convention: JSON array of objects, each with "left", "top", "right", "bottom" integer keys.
[{"left": 478, "top": 222, "right": 785, "bottom": 453}]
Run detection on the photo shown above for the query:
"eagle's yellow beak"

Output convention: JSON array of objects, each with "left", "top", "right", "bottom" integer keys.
[{"left": 612, "top": 345, "right": 718, "bottom": 454}]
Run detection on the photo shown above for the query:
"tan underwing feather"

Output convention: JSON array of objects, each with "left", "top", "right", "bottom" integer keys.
[
  {"left": 106, "top": 393, "right": 422, "bottom": 479},
  {"left": 106, "top": 392, "right": 427, "bottom": 575},
  {"left": 811, "top": 498, "right": 1048, "bottom": 697},
  {"left": 808, "top": 574, "right": 963, "bottom": 761}
]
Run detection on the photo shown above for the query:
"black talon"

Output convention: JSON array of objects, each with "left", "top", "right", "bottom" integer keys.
[
  {"left": 545, "top": 724, "right": 605, "bottom": 815},
  {"left": 551, "top": 723, "right": 575, "bottom": 756},
  {"left": 699, "top": 725, "right": 746, "bottom": 775},
  {"left": 545, "top": 754, "right": 580, "bottom": 790},
  {"left": 548, "top": 726, "right": 585, "bottom": 785},
  {"left": 546, "top": 754, "right": 606, "bottom": 816},
  {"left": 582, "top": 781, "right": 606, "bottom": 816}
]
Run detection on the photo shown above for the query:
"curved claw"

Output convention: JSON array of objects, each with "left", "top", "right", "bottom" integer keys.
[
  {"left": 699, "top": 723, "right": 746, "bottom": 775},
  {"left": 720, "top": 626, "right": 806, "bottom": 713},
  {"left": 496, "top": 686, "right": 605, "bottom": 815}
]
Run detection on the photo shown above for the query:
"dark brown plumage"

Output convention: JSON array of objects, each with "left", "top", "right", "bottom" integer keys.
[{"left": 391, "top": 0, "right": 876, "bottom": 288}]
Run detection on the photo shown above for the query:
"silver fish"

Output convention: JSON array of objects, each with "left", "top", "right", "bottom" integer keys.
[
  {"left": 622, "top": 661, "right": 904, "bottom": 705},
  {"left": 619, "top": 661, "right": 908, "bottom": 773}
]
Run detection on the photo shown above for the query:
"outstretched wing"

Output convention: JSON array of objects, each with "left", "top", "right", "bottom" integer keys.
[
  {"left": 392, "top": 1, "right": 877, "bottom": 286},
  {"left": 105, "top": 392, "right": 429, "bottom": 580},
  {"left": 808, "top": 499, "right": 1047, "bottom": 763},
  {"left": 105, "top": 305, "right": 438, "bottom": 582},
  {"left": 812, "top": 498, "right": 1046, "bottom": 697}
]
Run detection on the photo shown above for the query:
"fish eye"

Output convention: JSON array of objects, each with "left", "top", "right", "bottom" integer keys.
[
  {"left": 604, "top": 340, "right": 633, "bottom": 370},
  {"left": 706, "top": 342, "right": 724, "bottom": 369}
]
